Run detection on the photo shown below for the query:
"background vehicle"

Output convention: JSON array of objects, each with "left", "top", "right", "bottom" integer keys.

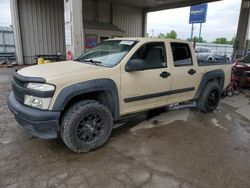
[
  {"left": 195, "top": 47, "right": 215, "bottom": 62},
  {"left": 214, "top": 51, "right": 230, "bottom": 63},
  {"left": 234, "top": 55, "right": 250, "bottom": 86},
  {"left": 8, "top": 38, "right": 232, "bottom": 153}
]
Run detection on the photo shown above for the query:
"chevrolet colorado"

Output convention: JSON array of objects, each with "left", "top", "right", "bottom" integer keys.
[{"left": 8, "top": 38, "right": 232, "bottom": 153}]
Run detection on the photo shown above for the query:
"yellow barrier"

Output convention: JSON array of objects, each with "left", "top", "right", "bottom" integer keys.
[
  {"left": 37, "top": 58, "right": 44, "bottom": 65},
  {"left": 44, "top": 60, "right": 51, "bottom": 64}
]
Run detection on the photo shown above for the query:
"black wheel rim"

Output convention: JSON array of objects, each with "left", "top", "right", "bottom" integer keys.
[
  {"left": 207, "top": 89, "right": 219, "bottom": 107},
  {"left": 76, "top": 114, "right": 104, "bottom": 143}
]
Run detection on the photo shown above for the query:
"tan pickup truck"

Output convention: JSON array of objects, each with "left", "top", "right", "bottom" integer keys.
[{"left": 8, "top": 38, "right": 231, "bottom": 153}]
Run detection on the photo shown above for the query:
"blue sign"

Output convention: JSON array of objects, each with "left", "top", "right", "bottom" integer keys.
[{"left": 189, "top": 3, "right": 208, "bottom": 24}]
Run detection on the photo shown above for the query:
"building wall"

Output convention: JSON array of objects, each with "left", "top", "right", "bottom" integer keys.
[
  {"left": 82, "top": 1, "right": 144, "bottom": 37},
  {"left": 0, "top": 27, "right": 15, "bottom": 53},
  {"left": 18, "top": 0, "right": 65, "bottom": 64},
  {"left": 82, "top": 0, "right": 112, "bottom": 23},
  {"left": 113, "top": 4, "right": 144, "bottom": 37}
]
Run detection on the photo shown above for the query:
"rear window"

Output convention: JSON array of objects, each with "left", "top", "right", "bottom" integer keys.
[{"left": 170, "top": 43, "right": 193, "bottom": 66}]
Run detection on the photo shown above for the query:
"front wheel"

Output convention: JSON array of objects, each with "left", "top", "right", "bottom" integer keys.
[
  {"left": 197, "top": 82, "right": 222, "bottom": 113},
  {"left": 61, "top": 100, "right": 113, "bottom": 153}
]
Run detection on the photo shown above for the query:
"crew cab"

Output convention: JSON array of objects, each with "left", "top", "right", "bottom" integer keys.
[{"left": 8, "top": 38, "right": 232, "bottom": 153}]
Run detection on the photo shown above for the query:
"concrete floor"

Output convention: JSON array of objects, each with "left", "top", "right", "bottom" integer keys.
[{"left": 0, "top": 67, "right": 250, "bottom": 188}]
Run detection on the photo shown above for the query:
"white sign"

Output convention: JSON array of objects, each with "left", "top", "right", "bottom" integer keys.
[
  {"left": 119, "top": 41, "right": 134, "bottom": 45},
  {"left": 65, "top": 23, "right": 72, "bottom": 46},
  {"left": 64, "top": 11, "right": 71, "bottom": 23}
]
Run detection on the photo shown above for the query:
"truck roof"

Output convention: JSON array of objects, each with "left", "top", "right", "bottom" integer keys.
[{"left": 110, "top": 37, "right": 191, "bottom": 44}]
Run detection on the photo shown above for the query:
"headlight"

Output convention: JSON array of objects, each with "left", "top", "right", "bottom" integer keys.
[
  {"left": 26, "top": 83, "right": 55, "bottom": 92},
  {"left": 24, "top": 95, "right": 51, "bottom": 110}
]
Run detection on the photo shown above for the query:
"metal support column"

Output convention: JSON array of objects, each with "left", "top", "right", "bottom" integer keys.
[
  {"left": 233, "top": 0, "right": 250, "bottom": 60},
  {"left": 199, "top": 23, "right": 202, "bottom": 39},
  {"left": 64, "top": 0, "right": 83, "bottom": 58},
  {"left": 142, "top": 8, "right": 148, "bottom": 37},
  {"left": 10, "top": 0, "right": 23, "bottom": 65},
  {"left": 191, "top": 23, "right": 194, "bottom": 40}
]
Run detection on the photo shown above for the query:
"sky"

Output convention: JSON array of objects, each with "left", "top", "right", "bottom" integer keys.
[
  {"left": 147, "top": 0, "right": 242, "bottom": 42},
  {"left": 0, "top": 0, "right": 11, "bottom": 27},
  {"left": 0, "top": 0, "right": 242, "bottom": 42}
]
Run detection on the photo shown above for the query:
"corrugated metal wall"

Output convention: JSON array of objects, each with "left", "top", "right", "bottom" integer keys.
[
  {"left": 82, "top": 0, "right": 144, "bottom": 37},
  {"left": 97, "top": 1, "right": 111, "bottom": 23},
  {"left": 113, "top": 4, "right": 144, "bottom": 37},
  {"left": 0, "top": 27, "right": 15, "bottom": 53},
  {"left": 83, "top": 0, "right": 111, "bottom": 23},
  {"left": 18, "top": 0, "right": 65, "bottom": 64},
  {"left": 82, "top": 0, "right": 95, "bottom": 21}
]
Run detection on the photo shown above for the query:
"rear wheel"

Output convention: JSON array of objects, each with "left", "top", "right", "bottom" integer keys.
[
  {"left": 61, "top": 100, "right": 113, "bottom": 153},
  {"left": 197, "top": 82, "right": 221, "bottom": 113}
]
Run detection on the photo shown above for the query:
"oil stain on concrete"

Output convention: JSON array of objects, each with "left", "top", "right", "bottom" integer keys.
[{"left": 0, "top": 67, "right": 250, "bottom": 188}]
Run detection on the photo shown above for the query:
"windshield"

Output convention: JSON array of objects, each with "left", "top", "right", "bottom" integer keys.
[
  {"left": 77, "top": 40, "right": 137, "bottom": 67},
  {"left": 242, "top": 55, "right": 250, "bottom": 64}
]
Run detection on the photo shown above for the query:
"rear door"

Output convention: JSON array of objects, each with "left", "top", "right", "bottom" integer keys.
[{"left": 168, "top": 42, "right": 199, "bottom": 103}]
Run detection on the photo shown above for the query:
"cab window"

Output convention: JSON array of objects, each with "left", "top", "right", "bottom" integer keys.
[
  {"left": 130, "top": 42, "right": 167, "bottom": 70},
  {"left": 171, "top": 43, "right": 193, "bottom": 66}
]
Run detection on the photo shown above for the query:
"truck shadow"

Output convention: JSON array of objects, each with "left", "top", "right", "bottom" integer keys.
[{"left": 111, "top": 107, "right": 168, "bottom": 138}]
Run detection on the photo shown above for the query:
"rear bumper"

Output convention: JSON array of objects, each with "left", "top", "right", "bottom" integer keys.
[{"left": 7, "top": 92, "right": 60, "bottom": 139}]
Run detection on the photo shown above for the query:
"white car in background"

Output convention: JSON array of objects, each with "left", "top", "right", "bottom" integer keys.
[{"left": 195, "top": 47, "right": 215, "bottom": 62}]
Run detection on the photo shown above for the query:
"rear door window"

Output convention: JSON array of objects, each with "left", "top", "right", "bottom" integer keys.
[{"left": 170, "top": 43, "right": 193, "bottom": 66}]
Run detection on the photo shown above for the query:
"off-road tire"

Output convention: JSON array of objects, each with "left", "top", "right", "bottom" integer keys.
[
  {"left": 61, "top": 100, "right": 113, "bottom": 153},
  {"left": 197, "top": 82, "right": 221, "bottom": 113}
]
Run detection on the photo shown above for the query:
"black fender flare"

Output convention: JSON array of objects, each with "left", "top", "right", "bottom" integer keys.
[
  {"left": 52, "top": 79, "right": 120, "bottom": 118},
  {"left": 195, "top": 69, "right": 225, "bottom": 100}
]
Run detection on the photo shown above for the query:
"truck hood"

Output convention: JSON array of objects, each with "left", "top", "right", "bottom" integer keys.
[{"left": 18, "top": 61, "right": 107, "bottom": 82}]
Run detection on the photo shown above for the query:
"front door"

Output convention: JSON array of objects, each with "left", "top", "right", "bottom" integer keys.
[{"left": 120, "top": 42, "right": 172, "bottom": 115}]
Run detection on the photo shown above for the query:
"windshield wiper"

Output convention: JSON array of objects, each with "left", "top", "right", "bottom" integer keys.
[
  {"left": 74, "top": 57, "right": 81, "bottom": 62},
  {"left": 84, "top": 59, "right": 102, "bottom": 65}
]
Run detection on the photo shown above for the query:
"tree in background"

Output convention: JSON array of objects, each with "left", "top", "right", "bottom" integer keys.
[
  {"left": 195, "top": 37, "right": 207, "bottom": 43},
  {"left": 212, "top": 37, "right": 235, "bottom": 45},
  {"left": 157, "top": 30, "right": 177, "bottom": 39},
  {"left": 157, "top": 33, "right": 166, "bottom": 38},
  {"left": 166, "top": 30, "right": 177, "bottom": 39},
  {"left": 213, "top": 37, "right": 228, "bottom": 44}
]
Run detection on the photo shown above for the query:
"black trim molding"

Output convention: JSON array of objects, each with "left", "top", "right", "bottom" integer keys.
[
  {"left": 52, "top": 79, "right": 120, "bottom": 118},
  {"left": 124, "top": 87, "right": 195, "bottom": 103},
  {"left": 14, "top": 71, "right": 46, "bottom": 83},
  {"left": 194, "top": 69, "right": 225, "bottom": 100}
]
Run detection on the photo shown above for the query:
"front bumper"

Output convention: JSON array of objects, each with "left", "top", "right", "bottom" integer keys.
[{"left": 7, "top": 92, "right": 60, "bottom": 139}]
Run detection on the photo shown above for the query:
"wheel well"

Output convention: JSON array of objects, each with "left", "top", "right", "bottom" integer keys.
[
  {"left": 195, "top": 76, "right": 224, "bottom": 100},
  {"left": 207, "top": 77, "right": 223, "bottom": 89},
  {"left": 62, "top": 91, "right": 116, "bottom": 118}
]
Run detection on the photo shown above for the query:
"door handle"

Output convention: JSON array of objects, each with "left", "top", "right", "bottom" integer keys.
[
  {"left": 188, "top": 69, "right": 196, "bottom": 75},
  {"left": 160, "top": 71, "right": 171, "bottom": 78}
]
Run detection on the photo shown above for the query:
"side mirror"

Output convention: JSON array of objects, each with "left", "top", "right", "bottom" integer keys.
[
  {"left": 125, "top": 59, "right": 145, "bottom": 72},
  {"left": 195, "top": 50, "right": 199, "bottom": 53}
]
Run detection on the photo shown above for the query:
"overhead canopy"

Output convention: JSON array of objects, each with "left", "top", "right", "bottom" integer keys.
[{"left": 103, "top": 0, "right": 221, "bottom": 12}]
